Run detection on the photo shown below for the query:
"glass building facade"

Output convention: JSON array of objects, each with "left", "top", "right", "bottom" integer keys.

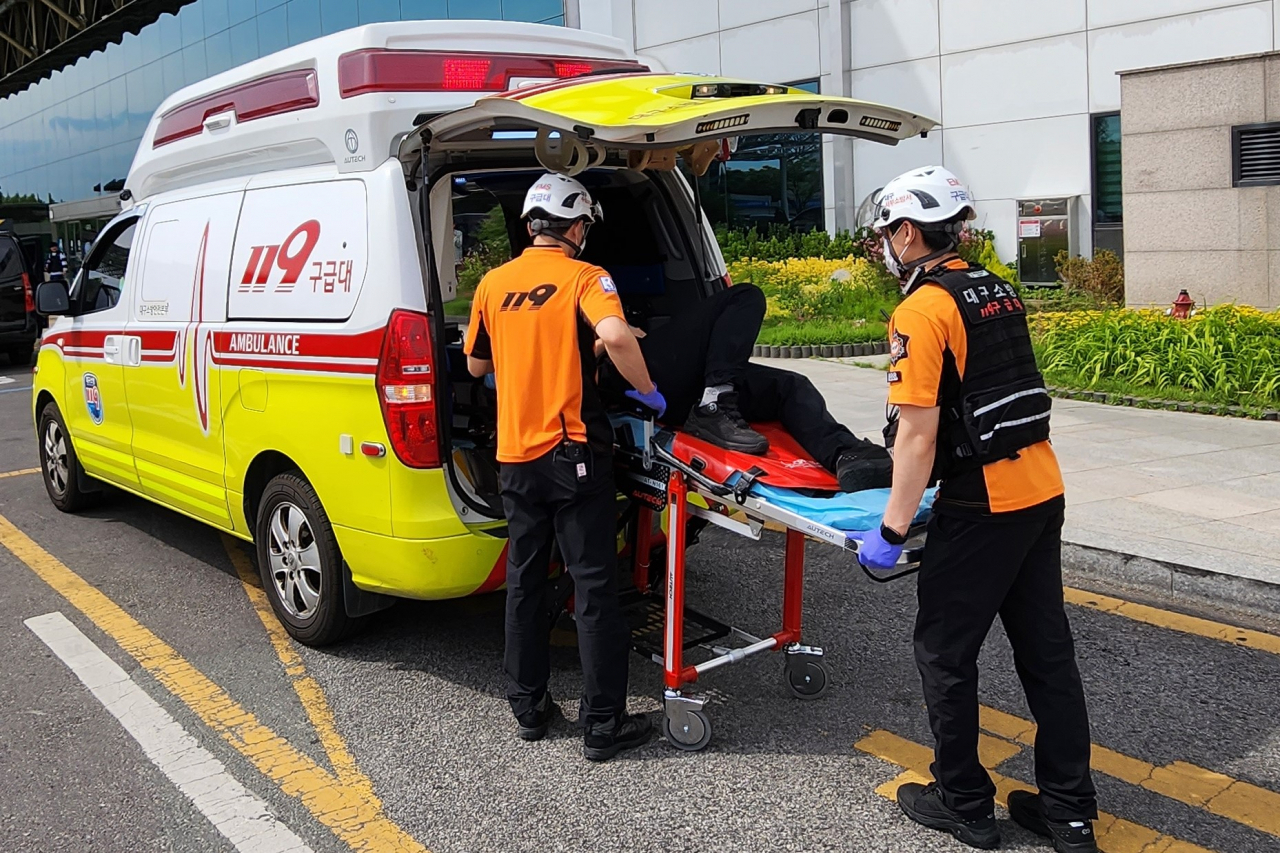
[{"left": 0, "top": 0, "right": 565, "bottom": 206}]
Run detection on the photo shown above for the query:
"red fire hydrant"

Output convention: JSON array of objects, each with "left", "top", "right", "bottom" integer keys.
[{"left": 1170, "top": 289, "right": 1195, "bottom": 319}]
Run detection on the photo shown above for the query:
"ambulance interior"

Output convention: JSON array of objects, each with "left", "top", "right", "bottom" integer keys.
[{"left": 434, "top": 159, "right": 723, "bottom": 519}]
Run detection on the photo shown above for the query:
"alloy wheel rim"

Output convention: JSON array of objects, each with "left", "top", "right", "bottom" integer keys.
[
  {"left": 266, "top": 501, "right": 322, "bottom": 622},
  {"left": 43, "top": 421, "right": 68, "bottom": 497}
]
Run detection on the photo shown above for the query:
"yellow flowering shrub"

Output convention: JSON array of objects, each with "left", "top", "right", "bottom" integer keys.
[
  {"left": 1031, "top": 305, "right": 1280, "bottom": 404},
  {"left": 727, "top": 256, "right": 899, "bottom": 323}
]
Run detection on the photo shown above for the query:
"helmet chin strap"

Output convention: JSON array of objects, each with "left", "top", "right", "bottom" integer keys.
[
  {"left": 899, "top": 245, "right": 959, "bottom": 296},
  {"left": 530, "top": 219, "right": 588, "bottom": 258}
]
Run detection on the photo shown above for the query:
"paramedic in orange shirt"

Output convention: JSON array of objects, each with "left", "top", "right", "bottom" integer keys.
[
  {"left": 856, "top": 167, "right": 1098, "bottom": 853},
  {"left": 464, "top": 173, "right": 663, "bottom": 762}
]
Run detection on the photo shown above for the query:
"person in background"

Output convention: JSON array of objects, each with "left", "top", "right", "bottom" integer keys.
[
  {"left": 855, "top": 165, "right": 1098, "bottom": 853},
  {"left": 465, "top": 172, "right": 662, "bottom": 762},
  {"left": 45, "top": 243, "right": 67, "bottom": 283}
]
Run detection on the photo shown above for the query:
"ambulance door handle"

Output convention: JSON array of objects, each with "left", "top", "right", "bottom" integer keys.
[
  {"left": 103, "top": 334, "right": 122, "bottom": 365},
  {"left": 126, "top": 336, "right": 142, "bottom": 367}
]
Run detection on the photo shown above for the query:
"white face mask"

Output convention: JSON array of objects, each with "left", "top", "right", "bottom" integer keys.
[{"left": 882, "top": 235, "right": 904, "bottom": 279}]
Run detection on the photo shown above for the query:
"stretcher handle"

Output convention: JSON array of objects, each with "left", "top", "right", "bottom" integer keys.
[{"left": 858, "top": 551, "right": 923, "bottom": 584}]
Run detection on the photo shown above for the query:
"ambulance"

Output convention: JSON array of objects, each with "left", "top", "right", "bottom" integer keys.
[{"left": 32, "top": 21, "right": 936, "bottom": 645}]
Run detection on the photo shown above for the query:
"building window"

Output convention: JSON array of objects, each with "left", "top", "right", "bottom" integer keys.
[
  {"left": 1091, "top": 112, "right": 1123, "bottom": 257},
  {"left": 1232, "top": 122, "right": 1280, "bottom": 187},
  {"left": 692, "top": 79, "right": 824, "bottom": 232}
]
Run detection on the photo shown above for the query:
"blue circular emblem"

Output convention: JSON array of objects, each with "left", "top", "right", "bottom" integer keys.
[{"left": 84, "top": 373, "right": 103, "bottom": 425}]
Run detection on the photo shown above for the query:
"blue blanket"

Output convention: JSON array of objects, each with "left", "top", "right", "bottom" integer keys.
[{"left": 750, "top": 483, "right": 936, "bottom": 533}]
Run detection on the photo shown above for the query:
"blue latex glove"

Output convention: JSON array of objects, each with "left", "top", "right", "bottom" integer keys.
[
  {"left": 483, "top": 373, "right": 496, "bottom": 390},
  {"left": 851, "top": 525, "right": 905, "bottom": 571},
  {"left": 625, "top": 384, "right": 667, "bottom": 419}
]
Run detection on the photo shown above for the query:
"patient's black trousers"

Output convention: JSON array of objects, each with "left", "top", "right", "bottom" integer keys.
[{"left": 637, "top": 283, "right": 873, "bottom": 470}]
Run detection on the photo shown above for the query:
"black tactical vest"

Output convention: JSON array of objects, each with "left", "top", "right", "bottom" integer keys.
[{"left": 919, "top": 263, "right": 1051, "bottom": 480}]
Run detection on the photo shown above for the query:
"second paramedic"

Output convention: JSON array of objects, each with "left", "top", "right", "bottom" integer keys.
[
  {"left": 465, "top": 173, "right": 663, "bottom": 762},
  {"left": 857, "top": 166, "right": 1099, "bottom": 852}
]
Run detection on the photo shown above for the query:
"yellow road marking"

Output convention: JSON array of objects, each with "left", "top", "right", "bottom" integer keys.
[
  {"left": 1064, "top": 587, "right": 1280, "bottom": 656},
  {"left": 0, "top": 467, "right": 39, "bottom": 479},
  {"left": 979, "top": 704, "right": 1280, "bottom": 838},
  {"left": 0, "top": 513, "right": 427, "bottom": 853},
  {"left": 222, "top": 536, "right": 374, "bottom": 797},
  {"left": 855, "top": 729, "right": 1217, "bottom": 853}
]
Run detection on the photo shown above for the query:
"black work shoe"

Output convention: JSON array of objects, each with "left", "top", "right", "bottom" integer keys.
[
  {"left": 897, "top": 782, "right": 1000, "bottom": 850},
  {"left": 515, "top": 693, "right": 558, "bottom": 742},
  {"left": 683, "top": 392, "right": 769, "bottom": 455},
  {"left": 583, "top": 712, "right": 653, "bottom": 762},
  {"left": 836, "top": 445, "right": 894, "bottom": 492},
  {"left": 1007, "top": 790, "right": 1098, "bottom": 853}
]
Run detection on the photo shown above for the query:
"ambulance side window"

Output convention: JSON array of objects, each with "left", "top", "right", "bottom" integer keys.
[{"left": 76, "top": 220, "right": 137, "bottom": 315}]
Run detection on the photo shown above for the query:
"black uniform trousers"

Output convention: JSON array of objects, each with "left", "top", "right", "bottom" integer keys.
[
  {"left": 914, "top": 500, "right": 1098, "bottom": 823},
  {"left": 633, "top": 283, "right": 872, "bottom": 471},
  {"left": 500, "top": 445, "right": 629, "bottom": 727}
]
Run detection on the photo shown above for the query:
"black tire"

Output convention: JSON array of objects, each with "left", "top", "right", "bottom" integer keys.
[
  {"left": 37, "top": 403, "right": 97, "bottom": 513},
  {"left": 664, "top": 709, "right": 712, "bottom": 752},
  {"left": 785, "top": 657, "right": 830, "bottom": 700},
  {"left": 8, "top": 345, "right": 32, "bottom": 366},
  {"left": 254, "top": 472, "right": 358, "bottom": 646}
]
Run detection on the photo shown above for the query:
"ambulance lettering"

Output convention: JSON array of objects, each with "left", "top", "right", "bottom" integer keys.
[
  {"left": 238, "top": 221, "right": 321, "bottom": 294},
  {"left": 226, "top": 333, "right": 301, "bottom": 355}
]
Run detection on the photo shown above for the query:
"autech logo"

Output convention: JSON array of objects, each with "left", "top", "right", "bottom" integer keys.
[{"left": 343, "top": 128, "right": 365, "bottom": 164}]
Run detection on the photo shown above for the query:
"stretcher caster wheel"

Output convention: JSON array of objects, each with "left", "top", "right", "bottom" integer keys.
[
  {"left": 664, "top": 709, "right": 712, "bottom": 751},
  {"left": 784, "top": 656, "right": 829, "bottom": 700}
]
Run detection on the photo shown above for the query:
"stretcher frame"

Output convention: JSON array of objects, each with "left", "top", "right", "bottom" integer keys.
[{"left": 615, "top": 420, "right": 926, "bottom": 751}]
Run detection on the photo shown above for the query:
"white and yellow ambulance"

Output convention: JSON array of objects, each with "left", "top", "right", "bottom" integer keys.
[{"left": 32, "top": 20, "right": 935, "bottom": 645}]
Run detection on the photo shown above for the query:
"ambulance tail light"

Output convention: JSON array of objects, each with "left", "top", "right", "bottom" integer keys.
[
  {"left": 20, "top": 272, "right": 33, "bottom": 313},
  {"left": 377, "top": 309, "right": 441, "bottom": 469},
  {"left": 338, "top": 49, "right": 646, "bottom": 97}
]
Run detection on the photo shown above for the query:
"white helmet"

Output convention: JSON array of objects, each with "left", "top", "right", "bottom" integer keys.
[
  {"left": 869, "top": 165, "right": 976, "bottom": 233},
  {"left": 521, "top": 173, "right": 602, "bottom": 225}
]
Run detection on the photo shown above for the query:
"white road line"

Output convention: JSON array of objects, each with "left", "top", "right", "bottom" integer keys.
[
  {"left": 24, "top": 612, "right": 315, "bottom": 853},
  {"left": 0, "top": 375, "right": 15, "bottom": 385}
]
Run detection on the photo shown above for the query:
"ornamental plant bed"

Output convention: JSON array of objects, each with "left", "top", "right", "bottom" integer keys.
[{"left": 1030, "top": 306, "right": 1280, "bottom": 417}]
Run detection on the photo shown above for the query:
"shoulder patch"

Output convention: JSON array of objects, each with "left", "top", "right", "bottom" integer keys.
[
  {"left": 889, "top": 329, "right": 910, "bottom": 366},
  {"left": 886, "top": 370, "right": 902, "bottom": 384},
  {"left": 599, "top": 275, "right": 617, "bottom": 294}
]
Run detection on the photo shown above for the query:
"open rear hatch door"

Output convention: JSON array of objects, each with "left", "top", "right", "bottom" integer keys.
[{"left": 399, "top": 73, "right": 938, "bottom": 169}]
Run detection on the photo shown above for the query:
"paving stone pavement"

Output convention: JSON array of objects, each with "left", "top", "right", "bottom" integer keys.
[{"left": 761, "top": 357, "right": 1280, "bottom": 597}]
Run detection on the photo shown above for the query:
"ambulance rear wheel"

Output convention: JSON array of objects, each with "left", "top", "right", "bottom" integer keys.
[
  {"left": 38, "top": 403, "right": 97, "bottom": 513},
  {"left": 255, "top": 472, "right": 356, "bottom": 647}
]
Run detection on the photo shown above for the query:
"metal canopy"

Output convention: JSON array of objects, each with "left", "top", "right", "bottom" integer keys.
[{"left": 0, "top": 0, "right": 194, "bottom": 100}]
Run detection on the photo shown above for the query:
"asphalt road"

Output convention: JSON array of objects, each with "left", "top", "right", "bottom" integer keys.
[{"left": 2, "top": 357, "right": 1279, "bottom": 853}]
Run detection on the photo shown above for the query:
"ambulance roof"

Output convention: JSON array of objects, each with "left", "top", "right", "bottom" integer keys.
[{"left": 124, "top": 21, "right": 642, "bottom": 202}]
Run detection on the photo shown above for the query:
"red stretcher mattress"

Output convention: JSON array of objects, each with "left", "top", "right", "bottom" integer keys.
[{"left": 669, "top": 422, "right": 840, "bottom": 492}]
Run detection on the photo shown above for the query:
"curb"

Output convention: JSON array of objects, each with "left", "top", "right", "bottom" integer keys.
[
  {"left": 1047, "top": 385, "right": 1280, "bottom": 421},
  {"left": 753, "top": 341, "right": 890, "bottom": 359},
  {"left": 1062, "top": 542, "right": 1280, "bottom": 620}
]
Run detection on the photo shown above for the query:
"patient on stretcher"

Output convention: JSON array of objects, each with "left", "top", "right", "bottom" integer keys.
[{"left": 597, "top": 283, "right": 893, "bottom": 493}]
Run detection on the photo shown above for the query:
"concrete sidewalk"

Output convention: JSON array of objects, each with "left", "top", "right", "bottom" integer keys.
[{"left": 761, "top": 357, "right": 1280, "bottom": 610}]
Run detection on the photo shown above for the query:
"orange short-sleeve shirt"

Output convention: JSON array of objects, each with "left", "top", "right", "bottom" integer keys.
[
  {"left": 464, "top": 246, "right": 625, "bottom": 464},
  {"left": 887, "top": 262, "right": 1064, "bottom": 514}
]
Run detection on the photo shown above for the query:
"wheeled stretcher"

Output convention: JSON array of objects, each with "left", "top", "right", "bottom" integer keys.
[{"left": 610, "top": 415, "right": 933, "bottom": 751}]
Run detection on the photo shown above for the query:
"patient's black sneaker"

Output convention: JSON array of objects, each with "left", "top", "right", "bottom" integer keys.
[
  {"left": 683, "top": 392, "right": 769, "bottom": 455},
  {"left": 583, "top": 712, "right": 653, "bottom": 762},
  {"left": 515, "top": 693, "right": 558, "bottom": 742},
  {"left": 836, "top": 443, "right": 893, "bottom": 492},
  {"left": 1007, "top": 790, "right": 1098, "bottom": 853},
  {"left": 897, "top": 782, "right": 1000, "bottom": 850}
]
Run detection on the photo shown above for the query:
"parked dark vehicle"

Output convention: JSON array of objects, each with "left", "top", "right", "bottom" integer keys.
[{"left": 0, "top": 231, "right": 41, "bottom": 365}]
